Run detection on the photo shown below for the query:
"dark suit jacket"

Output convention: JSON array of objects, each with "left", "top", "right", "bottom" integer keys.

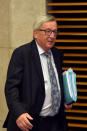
[{"left": 3, "top": 40, "right": 68, "bottom": 131}]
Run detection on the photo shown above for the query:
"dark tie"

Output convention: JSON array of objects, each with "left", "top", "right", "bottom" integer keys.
[{"left": 44, "top": 51, "right": 61, "bottom": 115}]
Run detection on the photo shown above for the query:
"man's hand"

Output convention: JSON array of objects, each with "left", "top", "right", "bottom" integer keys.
[
  {"left": 64, "top": 103, "right": 73, "bottom": 110},
  {"left": 16, "top": 113, "right": 33, "bottom": 131}
]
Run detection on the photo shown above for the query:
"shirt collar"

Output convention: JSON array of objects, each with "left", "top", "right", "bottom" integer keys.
[{"left": 36, "top": 41, "right": 51, "bottom": 55}]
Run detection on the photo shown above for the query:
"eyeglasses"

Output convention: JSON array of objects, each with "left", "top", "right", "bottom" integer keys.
[{"left": 38, "top": 29, "right": 57, "bottom": 36}]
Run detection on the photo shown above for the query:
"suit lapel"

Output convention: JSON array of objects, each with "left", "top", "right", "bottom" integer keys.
[
  {"left": 51, "top": 47, "right": 60, "bottom": 71},
  {"left": 51, "top": 47, "right": 63, "bottom": 87},
  {"left": 31, "top": 41, "right": 44, "bottom": 87}
]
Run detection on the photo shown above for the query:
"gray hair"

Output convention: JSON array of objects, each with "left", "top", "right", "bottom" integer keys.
[{"left": 33, "top": 15, "right": 57, "bottom": 31}]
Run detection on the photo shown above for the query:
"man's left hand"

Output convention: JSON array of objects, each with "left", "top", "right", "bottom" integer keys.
[{"left": 64, "top": 103, "right": 72, "bottom": 110}]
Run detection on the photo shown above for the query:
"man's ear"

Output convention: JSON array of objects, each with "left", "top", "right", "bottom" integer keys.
[{"left": 33, "top": 30, "right": 38, "bottom": 39}]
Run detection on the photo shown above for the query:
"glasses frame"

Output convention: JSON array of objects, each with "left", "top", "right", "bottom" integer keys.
[{"left": 38, "top": 29, "right": 58, "bottom": 37}]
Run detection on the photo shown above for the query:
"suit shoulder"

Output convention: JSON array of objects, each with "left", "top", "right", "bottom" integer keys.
[
  {"left": 12, "top": 40, "right": 34, "bottom": 56},
  {"left": 15, "top": 42, "right": 31, "bottom": 52},
  {"left": 52, "top": 47, "right": 63, "bottom": 55}
]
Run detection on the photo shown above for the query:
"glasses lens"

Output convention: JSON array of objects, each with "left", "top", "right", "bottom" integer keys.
[
  {"left": 39, "top": 29, "right": 57, "bottom": 36},
  {"left": 46, "top": 30, "right": 57, "bottom": 36},
  {"left": 46, "top": 30, "right": 51, "bottom": 35}
]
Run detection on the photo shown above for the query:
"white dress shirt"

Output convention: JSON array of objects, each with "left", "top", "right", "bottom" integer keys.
[{"left": 36, "top": 42, "right": 61, "bottom": 116}]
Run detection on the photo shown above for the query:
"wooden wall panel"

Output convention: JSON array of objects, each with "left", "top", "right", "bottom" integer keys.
[{"left": 47, "top": 0, "right": 87, "bottom": 131}]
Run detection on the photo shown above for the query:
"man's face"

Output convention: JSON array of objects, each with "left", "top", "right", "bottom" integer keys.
[{"left": 33, "top": 21, "right": 57, "bottom": 51}]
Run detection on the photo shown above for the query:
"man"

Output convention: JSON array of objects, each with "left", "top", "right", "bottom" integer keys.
[{"left": 3, "top": 15, "right": 72, "bottom": 131}]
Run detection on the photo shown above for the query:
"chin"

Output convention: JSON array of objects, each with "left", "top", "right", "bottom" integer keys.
[{"left": 47, "top": 45, "right": 54, "bottom": 50}]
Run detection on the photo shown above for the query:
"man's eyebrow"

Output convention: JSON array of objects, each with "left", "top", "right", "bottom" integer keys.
[{"left": 44, "top": 28, "right": 57, "bottom": 30}]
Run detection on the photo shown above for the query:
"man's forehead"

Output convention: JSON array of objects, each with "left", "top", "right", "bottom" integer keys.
[{"left": 41, "top": 21, "right": 57, "bottom": 28}]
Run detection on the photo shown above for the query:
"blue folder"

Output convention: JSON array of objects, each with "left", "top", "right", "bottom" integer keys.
[{"left": 62, "top": 68, "right": 77, "bottom": 104}]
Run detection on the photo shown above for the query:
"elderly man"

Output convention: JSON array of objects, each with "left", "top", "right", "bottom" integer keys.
[{"left": 3, "top": 15, "right": 72, "bottom": 131}]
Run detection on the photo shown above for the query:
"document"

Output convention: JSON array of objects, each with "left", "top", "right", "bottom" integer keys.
[{"left": 62, "top": 68, "right": 77, "bottom": 104}]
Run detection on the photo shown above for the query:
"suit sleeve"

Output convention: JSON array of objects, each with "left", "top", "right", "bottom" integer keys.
[{"left": 5, "top": 48, "right": 27, "bottom": 120}]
